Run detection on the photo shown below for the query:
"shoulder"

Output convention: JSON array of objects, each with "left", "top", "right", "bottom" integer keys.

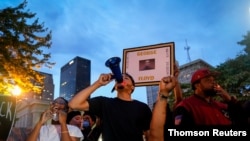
[
  {"left": 67, "top": 124, "right": 79, "bottom": 129},
  {"left": 178, "top": 95, "right": 197, "bottom": 105},
  {"left": 175, "top": 96, "right": 197, "bottom": 112},
  {"left": 89, "top": 96, "right": 112, "bottom": 103},
  {"left": 133, "top": 99, "right": 146, "bottom": 104},
  {"left": 67, "top": 125, "right": 83, "bottom": 138},
  {"left": 90, "top": 96, "right": 112, "bottom": 101},
  {"left": 40, "top": 124, "right": 55, "bottom": 130},
  {"left": 133, "top": 100, "right": 151, "bottom": 112},
  {"left": 133, "top": 100, "right": 149, "bottom": 107}
]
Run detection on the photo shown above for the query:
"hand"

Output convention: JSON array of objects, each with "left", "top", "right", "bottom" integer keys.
[
  {"left": 40, "top": 109, "right": 53, "bottom": 124},
  {"left": 214, "top": 84, "right": 231, "bottom": 101},
  {"left": 97, "top": 73, "right": 113, "bottom": 86},
  {"left": 158, "top": 76, "right": 177, "bottom": 96},
  {"left": 58, "top": 110, "right": 67, "bottom": 125}
]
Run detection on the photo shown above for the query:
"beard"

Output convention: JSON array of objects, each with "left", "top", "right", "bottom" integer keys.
[
  {"left": 117, "top": 85, "right": 124, "bottom": 89},
  {"left": 203, "top": 89, "right": 217, "bottom": 97}
]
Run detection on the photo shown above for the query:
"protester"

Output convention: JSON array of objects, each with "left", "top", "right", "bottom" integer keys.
[
  {"left": 163, "top": 62, "right": 183, "bottom": 140},
  {"left": 66, "top": 110, "right": 83, "bottom": 129},
  {"left": 149, "top": 76, "right": 177, "bottom": 141},
  {"left": 26, "top": 97, "right": 83, "bottom": 141},
  {"left": 82, "top": 111, "right": 102, "bottom": 141},
  {"left": 150, "top": 62, "right": 183, "bottom": 141},
  {"left": 68, "top": 73, "right": 152, "bottom": 141},
  {"left": 173, "top": 68, "right": 241, "bottom": 126}
]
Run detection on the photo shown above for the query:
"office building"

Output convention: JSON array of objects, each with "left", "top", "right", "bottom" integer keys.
[
  {"left": 19, "top": 72, "right": 54, "bottom": 101},
  {"left": 33, "top": 72, "right": 54, "bottom": 101},
  {"left": 59, "top": 56, "right": 91, "bottom": 101}
]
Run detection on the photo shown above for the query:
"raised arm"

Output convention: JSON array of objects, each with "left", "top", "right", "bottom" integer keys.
[
  {"left": 68, "top": 73, "right": 113, "bottom": 111},
  {"left": 173, "top": 62, "right": 183, "bottom": 109},
  {"left": 59, "top": 110, "right": 82, "bottom": 141},
  {"left": 148, "top": 76, "right": 177, "bottom": 141},
  {"left": 26, "top": 109, "right": 52, "bottom": 141}
]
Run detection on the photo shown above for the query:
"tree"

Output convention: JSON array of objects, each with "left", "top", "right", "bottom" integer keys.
[
  {"left": 215, "top": 31, "right": 250, "bottom": 101},
  {"left": 0, "top": 0, "right": 55, "bottom": 95}
]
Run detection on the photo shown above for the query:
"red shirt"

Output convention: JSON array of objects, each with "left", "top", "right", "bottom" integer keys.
[{"left": 175, "top": 95, "right": 232, "bottom": 125}]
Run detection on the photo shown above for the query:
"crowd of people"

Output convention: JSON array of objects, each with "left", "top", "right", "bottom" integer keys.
[{"left": 26, "top": 63, "right": 250, "bottom": 141}]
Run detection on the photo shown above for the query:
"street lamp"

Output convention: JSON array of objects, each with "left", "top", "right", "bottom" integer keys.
[{"left": 11, "top": 85, "right": 21, "bottom": 96}]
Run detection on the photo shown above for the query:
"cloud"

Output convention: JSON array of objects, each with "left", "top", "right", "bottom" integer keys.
[{"left": 1, "top": 0, "right": 250, "bottom": 103}]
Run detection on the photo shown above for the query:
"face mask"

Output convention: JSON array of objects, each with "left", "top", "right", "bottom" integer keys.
[
  {"left": 52, "top": 113, "right": 59, "bottom": 121},
  {"left": 83, "top": 120, "right": 90, "bottom": 128}
]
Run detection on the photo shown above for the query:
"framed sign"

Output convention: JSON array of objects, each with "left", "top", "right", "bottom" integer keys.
[{"left": 122, "top": 42, "right": 175, "bottom": 86}]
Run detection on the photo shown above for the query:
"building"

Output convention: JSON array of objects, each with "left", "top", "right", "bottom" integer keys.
[
  {"left": 146, "top": 59, "right": 214, "bottom": 110},
  {"left": 59, "top": 56, "right": 91, "bottom": 101},
  {"left": 14, "top": 99, "right": 50, "bottom": 129},
  {"left": 20, "top": 72, "right": 54, "bottom": 101},
  {"left": 146, "top": 85, "right": 158, "bottom": 110},
  {"left": 178, "top": 59, "right": 214, "bottom": 84},
  {"left": 15, "top": 72, "right": 54, "bottom": 129},
  {"left": 33, "top": 72, "right": 54, "bottom": 101}
]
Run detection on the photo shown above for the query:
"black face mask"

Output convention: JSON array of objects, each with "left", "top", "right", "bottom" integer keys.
[{"left": 203, "top": 89, "right": 217, "bottom": 97}]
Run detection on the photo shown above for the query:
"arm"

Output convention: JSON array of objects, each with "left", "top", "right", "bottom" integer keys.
[
  {"left": 148, "top": 76, "right": 177, "bottom": 141},
  {"left": 214, "top": 84, "right": 237, "bottom": 103},
  {"left": 26, "top": 109, "right": 52, "bottom": 141},
  {"left": 68, "top": 73, "right": 113, "bottom": 111},
  {"left": 148, "top": 97, "right": 168, "bottom": 141},
  {"left": 60, "top": 111, "right": 81, "bottom": 141},
  {"left": 173, "top": 62, "right": 183, "bottom": 109},
  {"left": 173, "top": 82, "right": 183, "bottom": 109},
  {"left": 60, "top": 110, "right": 74, "bottom": 141},
  {"left": 214, "top": 84, "right": 246, "bottom": 125}
]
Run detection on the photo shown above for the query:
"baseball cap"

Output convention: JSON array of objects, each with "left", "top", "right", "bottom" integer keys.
[{"left": 191, "top": 68, "right": 219, "bottom": 84}]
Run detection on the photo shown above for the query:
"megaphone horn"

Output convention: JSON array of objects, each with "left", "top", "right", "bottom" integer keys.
[{"left": 105, "top": 57, "right": 123, "bottom": 83}]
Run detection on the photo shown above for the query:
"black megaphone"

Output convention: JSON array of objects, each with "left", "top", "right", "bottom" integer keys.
[{"left": 105, "top": 57, "right": 123, "bottom": 83}]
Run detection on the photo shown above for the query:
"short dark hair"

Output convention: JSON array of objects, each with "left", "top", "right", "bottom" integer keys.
[
  {"left": 124, "top": 73, "right": 135, "bottom": 87},
  {"left": 83, "top": 111, "right": 97, "bottom": 122},
  {"left": 124, "top": 73, "right": 135, "bottom": 93},
  {"left": 53, "top": 97, "right": 69, "bottom": 112},
  {"left": 66, "top": 110, "right": 81, "bottom": 124}
]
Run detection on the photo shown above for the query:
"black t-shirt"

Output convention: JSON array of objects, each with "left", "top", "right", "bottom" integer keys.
[{"left": 88, "top": 96, "right": 152, "bottom": 141}]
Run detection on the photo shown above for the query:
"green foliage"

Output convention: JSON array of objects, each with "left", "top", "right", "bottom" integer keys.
[
  {"left": 0, "top": 0, "right": 55, "bottom": 95},
  {"left": 238, "top": 31, "right": 250, "bottom": 55},
  {"left": 168, "top": 30, "right": 250, "bottom": 106},
  {"left": 215, "top": 31, "right": 250, "bottom": 101}
]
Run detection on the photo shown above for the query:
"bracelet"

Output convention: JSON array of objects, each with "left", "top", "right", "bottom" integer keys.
[
  {"left": 61, "top": 131, "right": 69, "bottom": 134},
  {"left": 159, "top": 94, "right": 169, "bottom": 99}
]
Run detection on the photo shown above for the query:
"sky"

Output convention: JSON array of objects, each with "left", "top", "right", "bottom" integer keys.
[{"left": 1, "top": 0, "right": 250, "bottom": 104}]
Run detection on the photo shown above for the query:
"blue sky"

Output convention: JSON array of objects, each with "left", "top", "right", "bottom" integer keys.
[{"left": 1, "top": 0, "right": 250, "bottom": 103}]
